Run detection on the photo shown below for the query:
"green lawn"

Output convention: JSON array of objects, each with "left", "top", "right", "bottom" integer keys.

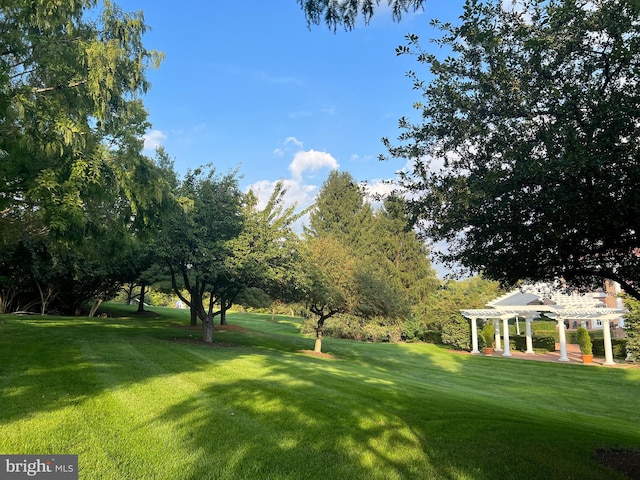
[{"left": 1, "top": 306, "right": 639, "bottom": 479}]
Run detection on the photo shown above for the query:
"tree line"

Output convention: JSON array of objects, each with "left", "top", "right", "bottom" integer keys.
[
  {"left": 0, "top": 0, "right": 503, "bottom": 351},
  {"left": 5, "top": 0, "right": 636, "bottom": 349}
]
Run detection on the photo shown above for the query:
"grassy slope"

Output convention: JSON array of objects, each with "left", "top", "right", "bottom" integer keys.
[{"left": 0, "top": 306, "right": 639, "bottom": 480}]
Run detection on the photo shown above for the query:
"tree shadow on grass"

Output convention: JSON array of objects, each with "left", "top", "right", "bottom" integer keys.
[
  {"left": 1, "top": 313, "right": 638, "bottom": 479},
  {"left": 154, "top": 347, "right": 633, "bottom": 480},
  {"left": 0, "top": 316, "right": 208, "bottom": 425}
]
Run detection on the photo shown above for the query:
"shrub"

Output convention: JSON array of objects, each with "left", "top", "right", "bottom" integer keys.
[
  {"left": 513, "top": 335, "right": 526, "bottom": 351},
  {"left": 511, "top": 335, "right": 554, "bottom": 352},
  {"left": 576, "top": 327, "right": 592, "bottom": 355},
  {"left": 480, "top": 322, "right": 495, "bottom": 348},
  {"left": 421, "top": 330, "right": 443, "bottom": 344},
  {"left": 314, "top": 316, "right": 405, "bottom": 343},
  {"left": 401, "top": 317, "right": 426, "bottom": 342},
  {"left": 441, "top": 315, "right": 471, "bottom": 350},
  {"left": 624, "top": 295, "right": 640, "bottom": 362}
]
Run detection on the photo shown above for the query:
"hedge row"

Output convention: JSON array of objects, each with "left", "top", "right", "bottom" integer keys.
[
  {"left": 526, "top": 329, "right": 606, "bottom": 343},
  {"left": 592, "top": 338, "right": 627, "bottom": 358},
  {"left": 510, "top": 335, "right": 556, "bottom": 353}
]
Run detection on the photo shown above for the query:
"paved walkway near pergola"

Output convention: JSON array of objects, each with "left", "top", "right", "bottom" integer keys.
[{"left": 475, "top": 343, "right": 638, "bottom": 368}]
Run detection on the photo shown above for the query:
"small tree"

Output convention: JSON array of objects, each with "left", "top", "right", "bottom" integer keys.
[
  {"left": 576, "top": 327, "right": 593, "bottom": 356},
  {"left": 159, "top": 166, "right": 244, "bottom": 343},
  {"left": 303, "top": 237, "right": 408, "bottom": 353}
]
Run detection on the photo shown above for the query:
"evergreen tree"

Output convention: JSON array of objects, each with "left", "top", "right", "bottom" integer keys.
[
  {"left": 368, "top": 195, "right": 439, "bottom": 307},
  {"left": 306, "top": 170, "right": 371, "bottom": 245}
]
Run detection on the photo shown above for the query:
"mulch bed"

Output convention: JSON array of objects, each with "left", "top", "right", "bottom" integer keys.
[
  {"left": 170, "top": 323, "right": 249, "bottom": 332},
  {"left": 298, "top": 349, "right": 338, "bottom": 359},
  {"left": 170, "top": 323, "right": 248, "bottom": 347},
  {"left": 593, "top": 448, "right": 640, "bottom": 479}
]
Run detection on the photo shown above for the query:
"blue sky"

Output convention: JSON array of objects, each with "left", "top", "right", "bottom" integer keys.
[{"left": 118, "top": 1, "right": 464, "bottom": 215}]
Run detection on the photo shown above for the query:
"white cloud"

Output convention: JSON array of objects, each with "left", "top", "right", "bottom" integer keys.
[
  {"left": 143, "top": 129, "right": 167, "bottom": 151},
  {"left": 289, "top": 149, "right": 339, "bottom": 180},
  {"left": 246, "top": 178, "right": 318, "bottom": 232},
  {"left": 274, "top": 137, "right": 304, "bottom": 156},
  {"left": 248, "top": 179, "right": 317, "bottom": 210},
  {"left": 364, "top": 179, "right": 396, "bottom": 200},
  {"left": 350, "top": 153, "right": 374, "bottom": 163},
  {"left": 284, "top": 136, "right": 303, "bottom": 148},
  {"left": 249, "top": 139, "right": 340, "bottom": 232}
]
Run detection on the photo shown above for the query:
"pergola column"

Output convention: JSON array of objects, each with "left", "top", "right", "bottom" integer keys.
[
  {"left": 470, "top": 317, "right": 480, "bottom": 354},
  {"left": 525, "top": 317, "right": 534, "bottom": 354},
  {"left": 602, "top": 319, "right": 615, "bottom": 365},
  {"left": 494, "top": 319, "right": 502, "bottom": 352},
  {"left": 502, "top": 317, "right": 512, "bottom": 357},
  {"left": 557, "top": 318, "right": 569, "bottom": 362}
]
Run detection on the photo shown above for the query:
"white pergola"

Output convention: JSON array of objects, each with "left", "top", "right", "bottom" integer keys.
[{"left": 461, "top": 284, "right": 627, "bottom": 365}]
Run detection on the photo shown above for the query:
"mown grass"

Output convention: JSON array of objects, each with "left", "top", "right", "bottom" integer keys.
[{"left": 1, "top": 306, "right": 639, "bottom": 479}]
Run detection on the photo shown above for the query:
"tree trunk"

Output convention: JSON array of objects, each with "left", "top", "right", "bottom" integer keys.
[
  {"left": 203, "top": 316, "right": 214, "bottom": 344},
  {"left": 219, "top": 294, "right": 228, "bottom": 325},
  {"left": 137, "top": 283, "right": 146, "bottom": 313},
  {"left": 89, "top": 298, "right": 103, "bottom": 317},
  {"left": 190, "top": 304, "right": 198, "bottom": 326},
  {"left": 125, "top": 283, "right": 135, "bottom": 305},
  {"left": 314, "top": 319, "right": 325, "bottom": 353}
]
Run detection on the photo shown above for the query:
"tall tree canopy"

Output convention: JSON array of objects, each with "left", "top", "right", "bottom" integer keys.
[
  {"left": 368, "top": 195, "right": 439, "bottom": 307},
  {"left": 303, "top": 235, "right": 408, "bottom": 352},
  {"left": 305, "top": 170, "right": 371, "bottom": 242},
  {"left": 304, "top": 171, "right": 415, "bottom": 351},
  {"left": 0, "top": 0, "right": 165, "bottom": 313},
  {"left": 384, "top": 0, "right": 640, "bottom": 299},
  {"left": 1, "top": 0, "right": 163, "bottom": 229},
  {"left": 298, "top": 0, "right": 424, "bottom": 31}
]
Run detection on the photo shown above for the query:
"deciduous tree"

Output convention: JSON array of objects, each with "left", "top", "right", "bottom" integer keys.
[
  {"left": 304, "top": 236, "right": 408, "bottom": 352},
  {"left": 304, "top": 172, "right": 410, "bottom": 352},
  {"left": 158, "top": 166, "right": 244, "bottom": 343},
  {"left": 385, "top": 0, "right": 640, "bottom": 299},
  {"left": 0, "top": 1, "right": 165, "bottom": 312},
  {"left": 222, "top": 182, "right": 309, "bottom": 323}
]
